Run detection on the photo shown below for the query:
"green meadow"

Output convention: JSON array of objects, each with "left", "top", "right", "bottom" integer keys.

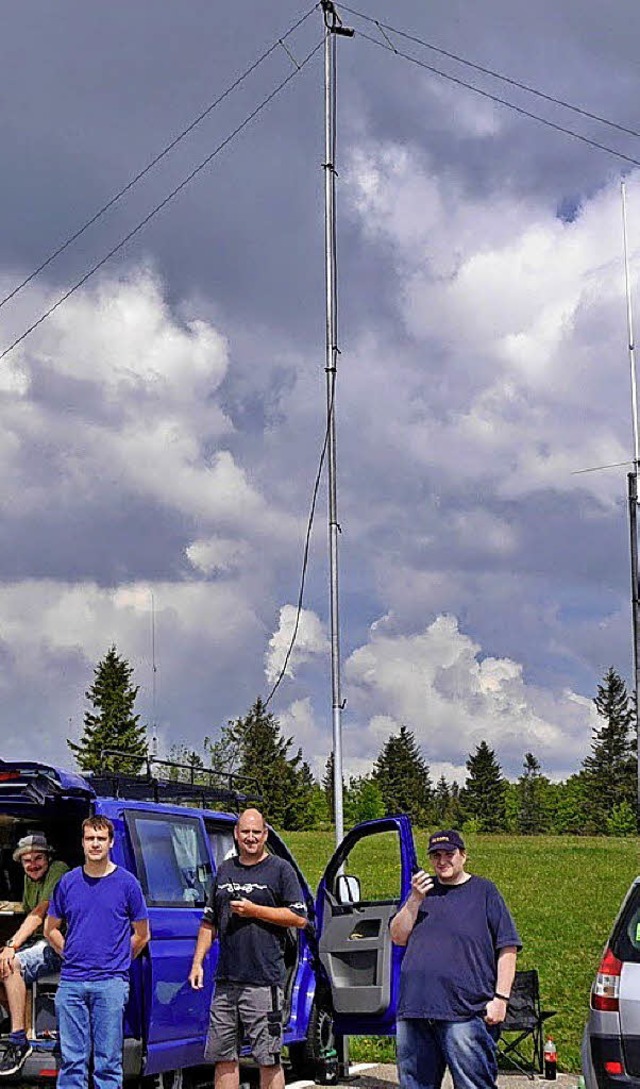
[{"left": 283, "top": 831, "right": 640, "bottom": 1072}]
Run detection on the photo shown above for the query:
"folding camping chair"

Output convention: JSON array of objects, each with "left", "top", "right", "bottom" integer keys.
[{"left": 498, "top": 969, "right": 557, "bottom": 1078}]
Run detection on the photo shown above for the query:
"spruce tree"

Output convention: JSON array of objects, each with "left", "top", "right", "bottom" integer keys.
[
  {"left": 323, "top": 752, "right": 335, "bottom": 820},
  {"left": 517, "top": 752, "right": 550, "bottom": 834},
  {"left": 285, "top": 757, "right": 320, "bottom": 832},
  {"left": 448, "top": 781, "right": 464, "bottom": 827},
  {"left": 434, "top": 775, "right": 451, "bottom": 824},
  {"left": 344, "top": 776, "right": 385, "bottom": 826},
  {"left": 372, "top": 725, "right": 433, "bottom": 824},
  {"left": 582, "top": 667, "right": 637, "bottom": 828},
  {"left": 167, "top": 743, "right": 206, "bottom": 784},
  {"left": 69, "top": 645, "right": 148, "bottom": 774},
  {"left": 461, "top": 740, "right": 506, "bottom": 831},
  {"left": 547, "top": 773, "right": 588, "bottom": 834},
  {"left": 225, "top": 698, "right": 306, "bottom": 829}
]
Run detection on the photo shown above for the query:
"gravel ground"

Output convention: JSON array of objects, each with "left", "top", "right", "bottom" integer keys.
[{"left": 291, "top": 1062, "right": 581, "bottom": 1089}]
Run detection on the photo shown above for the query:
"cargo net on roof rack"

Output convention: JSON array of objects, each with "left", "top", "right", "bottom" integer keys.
[{"left": 89, "top": 751, "right": 262, "bottom": 811}]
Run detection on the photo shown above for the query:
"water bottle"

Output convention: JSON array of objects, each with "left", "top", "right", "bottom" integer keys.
[
  {"left": 544, "top": 1037, "right": 557, "bottom": 1080},
  {"left": 317, "top": 1048, "right": 339, "bottom": 1085}
]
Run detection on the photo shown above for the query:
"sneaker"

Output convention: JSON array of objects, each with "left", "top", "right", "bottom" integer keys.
[{"left": 0, "top": 1041, "right": 33, "bottom": 1076}]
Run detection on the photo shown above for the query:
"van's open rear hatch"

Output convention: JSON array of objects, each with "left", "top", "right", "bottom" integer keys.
[{"left": 0, "top": 760, "right": 95, "bottom": 813}]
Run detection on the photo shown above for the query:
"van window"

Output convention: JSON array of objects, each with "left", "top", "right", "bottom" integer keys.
[
  {"left": 338, "top": 829, "right": 402, "bottom": 903},
  {"left": 204, "top": 822, "right": 236, "bottom": 871},
  {"left": 613, "top": 884, "right": 640, "bottom": 963},
  {"left": 128, "top": 813, "right": 212, "bottom": 907}
]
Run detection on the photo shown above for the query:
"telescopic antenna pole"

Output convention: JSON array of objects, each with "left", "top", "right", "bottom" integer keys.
[
  {"left": 621, "top": 179, "right": 640, "bottom": 819},
  {"left": 321, "top": 0, "right": 353, "bottom": 848},
  {"left": 150, "top": 589, "right": 158, "bottom": 757}
]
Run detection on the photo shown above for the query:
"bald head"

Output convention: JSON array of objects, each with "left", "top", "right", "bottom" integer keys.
[
  {"left": 238, "top": 808, "right": 265, "bottom": 830},
  {"left": 234, "top": 808, "right": 268, "bottom": 864}
]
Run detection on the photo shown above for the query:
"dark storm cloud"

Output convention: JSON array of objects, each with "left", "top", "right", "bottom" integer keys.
[{"left": 0, "top": 0, "right": 638, "bottom": 775}]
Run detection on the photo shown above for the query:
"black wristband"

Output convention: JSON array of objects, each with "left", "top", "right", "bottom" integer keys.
[{"left": 494, "top": 992, "right": 510, "bottom": 1002}]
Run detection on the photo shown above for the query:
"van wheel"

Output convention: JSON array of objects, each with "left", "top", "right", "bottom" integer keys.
[
  {"left": 288, "top": 1001, "right": 334, "bottom": 1079},
  {"left": 140, "top": 1070, "right": 185, "bottom": 1089}
]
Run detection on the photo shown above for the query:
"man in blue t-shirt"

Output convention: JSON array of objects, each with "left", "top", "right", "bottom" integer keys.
[
  {"left": 390, "top": 829, "right": 521, "bottom": 1089},
  {"left": 189, "top": 808, "right": 307, "bottom": 1089},
  {"left": 45, "top": 816, "right": 150, "bottom": 1089}
]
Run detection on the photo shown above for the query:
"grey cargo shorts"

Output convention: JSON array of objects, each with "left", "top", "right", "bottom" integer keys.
[{"left": 204, "top": 981, "right": 284, "bottom": 1066}]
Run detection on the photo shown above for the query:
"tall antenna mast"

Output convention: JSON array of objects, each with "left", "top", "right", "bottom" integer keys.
[
  {"left": 621, "top": 178, "right": 640, "bottom": 817},
  {"left": 321, "top": 1, "right": 353, "bottom": 848},
  {"left": 150, "top": 589, "right": 158, "bottom": 757}
]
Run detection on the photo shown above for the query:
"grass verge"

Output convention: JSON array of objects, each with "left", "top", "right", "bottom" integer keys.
[{"left": 283, "top": 830, "right": 640, "bottom": 1072}]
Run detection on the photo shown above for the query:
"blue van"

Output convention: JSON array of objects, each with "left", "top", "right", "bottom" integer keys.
[{"left": 0, "top": 758, "right": 418, "bottom": 1085}]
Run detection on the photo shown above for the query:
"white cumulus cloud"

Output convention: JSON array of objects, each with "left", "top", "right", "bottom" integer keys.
[{"left": 265, "top": 606, "right": 330, "bottom": 685}]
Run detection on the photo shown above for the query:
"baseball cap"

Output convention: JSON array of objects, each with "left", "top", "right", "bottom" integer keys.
[
  {"left": 13, "top": 834, "right": 52, "bottom": 862},
  {"left": 427, "top": 829, "right": 465, "bottom": 854}
]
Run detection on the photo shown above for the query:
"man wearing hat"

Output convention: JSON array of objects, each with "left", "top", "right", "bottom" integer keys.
[
  {"left": 390, "top": 829, "right": 520, "bottom": 1089},
  {"left": 0, "top": 834, "right": 68, "bottom": 1076}
]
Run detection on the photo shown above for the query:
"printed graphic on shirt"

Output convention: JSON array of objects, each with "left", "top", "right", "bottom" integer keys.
[{"left": 219, "top": 880, "right": 268, "bottom": 895}]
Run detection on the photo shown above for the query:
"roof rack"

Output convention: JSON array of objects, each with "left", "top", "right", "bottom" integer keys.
[{"left": 89, "top": 752, "right": 262, "bottom": 811}]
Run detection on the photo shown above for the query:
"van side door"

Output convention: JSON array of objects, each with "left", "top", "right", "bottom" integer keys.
[
  {"left": 125, "top": 809, "right": 213, "bottom": 1076},
  {"left": 315, "top": 815, "right": 416, "bottom": 1036}
]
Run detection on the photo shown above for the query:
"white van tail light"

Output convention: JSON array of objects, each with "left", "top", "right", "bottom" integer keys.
[{"left": 592, "top": 948, "right": 623, "bottom": 1011}]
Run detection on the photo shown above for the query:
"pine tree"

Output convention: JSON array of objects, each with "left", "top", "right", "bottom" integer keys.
[
  {"left": 344, "top": 776, "right": 386, "bottom": 827},
  {"left": 547, "top": 774, "right": 588, "bottom": 834},
  {"left": 204, "top": 728, "right": 244, "bottom": 776},
  {"left": 434, "top": 775, "right": 451, "bottom": 824},
  {"left": 372, "top": 725, "right": 433, "bottom": 824},
  {"left": 607, "top": 800, "right": 637, "bottom": 836},
  {"left": 304, "top": 780, "right": 331, "bottom": 830},
  {"left": 517, "top": 752, "right": 550, "bottom": 834},
  {"left": 167, "top": 743, "right": 206, "bottom": 784},
  {"left": 224, "top": 698, "right": 306, "bottom": 829},
  {"left": 582, "top": 667, "right": 637, "bottom": 829},
  {"left": 323, "top": 753, "right": 335, "bottom": 819},
  {"left": 461, "top": 740, "right": 507, "bottom": 832},
  {"left": 69, "top": 646, "right": 148, "bottom": 773},
  {"left": 448, "top": 781, "right": 464, "bottom": 827},
  {"left": 285, "top": 757, "right": 320, "bottom": 832}
]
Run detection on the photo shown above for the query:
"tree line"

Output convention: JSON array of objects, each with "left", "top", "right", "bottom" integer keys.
[{"left": 69, "top": 649, "right": 638, "bottom": 835}]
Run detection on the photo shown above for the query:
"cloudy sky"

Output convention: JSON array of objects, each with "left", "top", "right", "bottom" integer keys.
[{"left": 1, "top": 0, "right": 640, "bottom": 786}]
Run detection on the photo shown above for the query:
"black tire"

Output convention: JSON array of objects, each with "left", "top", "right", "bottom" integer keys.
[
  {"left": 140, "top": 1069, "right": 187, "bottom": 1089},
  {"left": 288, "top": 1000, "right": 334, "bottom": 1080}
]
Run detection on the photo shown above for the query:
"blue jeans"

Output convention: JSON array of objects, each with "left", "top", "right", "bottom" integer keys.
[
  {"left": 397, "top": 1016, "right": 500, "bottom": 1089},
  {"left": 55, "top": 978, "right": 130, "bottom": 1089}
]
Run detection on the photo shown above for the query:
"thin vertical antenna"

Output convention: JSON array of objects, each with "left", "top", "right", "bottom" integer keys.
[
  {"left": 622, "top": 181, "right": 640, "bottom": 465},
  {"left": 150, "top": 589, "right": 158, "bottom": 757},
  {"left": 621, "top": 179, "right": 640, "bottom": 820},
  {"left": 321, "top": 1, "right": 353, "bottom": 849}
]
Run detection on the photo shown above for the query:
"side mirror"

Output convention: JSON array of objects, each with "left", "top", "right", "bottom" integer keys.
[{"left": 335, "top": 874, "right": 361, "bottom": 905}]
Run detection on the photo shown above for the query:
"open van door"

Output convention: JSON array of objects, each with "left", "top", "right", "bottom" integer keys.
[{"left": 315, "top": 815, "right": 417, "bottom": 1036}]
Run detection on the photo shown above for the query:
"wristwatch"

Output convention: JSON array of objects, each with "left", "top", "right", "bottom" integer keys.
[{"left": 4, "top": 939, "right": 15, "bottom": 949}]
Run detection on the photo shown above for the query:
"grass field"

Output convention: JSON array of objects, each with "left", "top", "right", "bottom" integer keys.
[{"left": 283, "top": 830, "right": 640, "bottom": 1072}]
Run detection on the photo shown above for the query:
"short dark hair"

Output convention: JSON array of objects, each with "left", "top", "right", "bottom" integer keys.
[{"left": 82, "top": 816, "right": 114, "bottom": 841}]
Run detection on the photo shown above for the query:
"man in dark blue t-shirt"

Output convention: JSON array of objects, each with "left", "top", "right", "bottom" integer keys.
[
  {"left": 45, "top": 817, "right": 150, "bottom": 1089},
  {"left": 390, "top": 829, "right": 521, "bottom": 1089},
  {"left": 189, "top": 808, "right": 307, "bottom": 1089}
]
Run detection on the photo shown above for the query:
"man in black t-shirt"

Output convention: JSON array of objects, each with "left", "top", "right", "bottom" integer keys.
[{"left": 189, "top": 809, "right": 307, "bottom": 1089}]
